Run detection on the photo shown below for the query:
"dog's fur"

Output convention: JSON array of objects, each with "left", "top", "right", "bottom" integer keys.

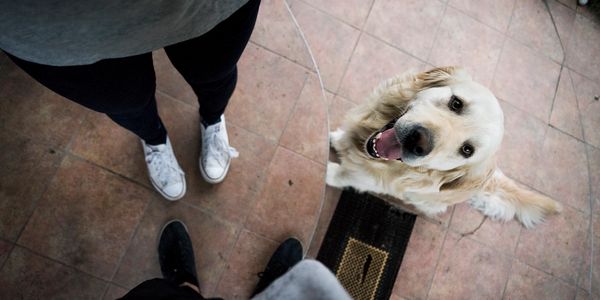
[{"left": 327, "top": 67, "right": 561, "bottom": 228}]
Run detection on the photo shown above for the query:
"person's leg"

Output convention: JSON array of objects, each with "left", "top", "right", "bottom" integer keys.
[
  {"left": 119, "top": 278, "right": 204, "bottom": 300},
  {"left": 163, "top": 0, "right": 260, "bottom": 125},
  {"left": 6, "top": 52, "right": 186, "bottom": 200},
  {"left": 163, "top": 0, "right": 260, "bottom": 184},
  {"left": 6, "top": 52, "right": 167, "bottom": 144},
  {"left": 251, "top": 260, "right": 352, "bottom": 300}
]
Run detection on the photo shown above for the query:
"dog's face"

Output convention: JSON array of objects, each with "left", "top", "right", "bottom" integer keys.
[{"left": 366, "top": 68, "right": 504, "bottom": 171}]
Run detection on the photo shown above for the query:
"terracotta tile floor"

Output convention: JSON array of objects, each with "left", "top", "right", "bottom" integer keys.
[{"left": 0, "top": 0, "right": 599, "bottom": 299}]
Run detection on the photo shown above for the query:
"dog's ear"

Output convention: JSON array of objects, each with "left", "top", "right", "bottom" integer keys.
[
  {"left": 470, "top": 169, "right": 562, "bottom": 228},
  {"left": 416, "top": 66, "right": 471, "bottom": 89}
]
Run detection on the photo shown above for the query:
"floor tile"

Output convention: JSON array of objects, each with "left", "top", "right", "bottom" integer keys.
[
  {"left": 103, "top": 284, "right": 128, "bottom": 300},
  {"left": 576, "top": 288, "right": 594, "bottom": 300},
  {"left": 449, "top": 202, "right": 521, "bottom": 255},
  {"left": 428, "top": 6, "right": 504, "bottom": 87},
  {"left": 251, "top": 0, "right": 313, "bottom": 68},
  {"left": 534, "top": 127, "right": 589, "bottom": 212},
  {"left": 578, "top": 233, "right": 599, "bottom": 297},
  {"left": 566, "top": 14, "right": 600, "bottom": 82},
  {"left": 0, "top": 246, "right": 107, "bottom": 299},
  {"left": 393, "top": 219, "right": 447, "bottom": 300},
  {"left": 492, "top": 38, "right": 561, "bottom": 122},
  {"left": 570, "top": 71, "right": 600, "bottom": 149},
  {"left": 226, "top": 44, "right": 308, "bottom": 141},
  {"left": 0, "top": 132, "right": 63, "bottom": 241},
  {"left": 557, "top": 0, "right": 578, "bottom": 10},
  {"left": 280, "top": 74, "right": 329, "bottom": 164},
  {"left": 548, "top": 0, "right": 577, "bottom": 50},
  {"left": 550, "top": 68, "right": 584, "bottom": 140},
  {"left": 68, "top": 112, "right": 148, "bottom": 187},
  {"left": 364, "top": 0, "right": 446, "bottom": 61},
  {"left": 245, "top": 147, "right": 325, "bottom": 245},
  {"left": 516, "top": 204, "right": 589, "bottom": 285},
  {"left": 507, "top": 0, "right": 565, "bottom": 63},
  {"left": 0, "top": 239, "right": 12, "bottom": 268},
  {"left": 589, "top": 145, "right": 600, "bottom": 216},
  {"left": 306, "top": 186, "right": 341, "bottom": 258},
  {"left": 337, "top": 34, "right": 425, "bottom": 104},
  {"left": 428, "top": 232, "right": 512, "bottom": 300},
  {"left": 448, "top": 0, "right": 516, "bottom": 32},
  {"left": 328, "top": 95, "right": 357, "bottom": 131},
  {"left": 497, "top": 100, "right": 548, "bottom": 187},
  {"left": 215, "top": 230, "right": 278, "bottom": 300},
  {"left": 153, "top": 50, "right": 197, "bottom": 106},
  {"left": 182, "top": 119, "right": 277, "bottom": 224},
  {"left": 17, "top": 156, "right": 151, "bottom": 280},
  {"left": 113, "top": 199, "right": 239, "bottom": 297},
  {"left": 299, "top": 0, "right": 374, "bottom": 28},
  {"left": 289, "top": 0, "right": 360, "bottom": 91},
  {"left": 0, "top": 68, "right": 86, "bottom": 149},
  {"left": 504, "top": 260, "right": 577, "bottom": 300}
]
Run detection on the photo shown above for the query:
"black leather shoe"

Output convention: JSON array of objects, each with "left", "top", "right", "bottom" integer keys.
[
  {"left": 252, "top": 237, "right": 303, "bottom": 297},
  {"left": 158, "top": 220, "right": 199, "bottom": 286}
]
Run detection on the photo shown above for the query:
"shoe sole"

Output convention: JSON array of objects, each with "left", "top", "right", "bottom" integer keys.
[{"left": 148, "top": 173, "right": 187, "bottom": 201}]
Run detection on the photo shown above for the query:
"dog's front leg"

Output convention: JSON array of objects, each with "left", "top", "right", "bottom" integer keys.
[
  {"left": 326, "top": 162, "right": 348, "bottom": 188},
  {"left": 329, "top": 129, "right": 345, "bottom": 151}
]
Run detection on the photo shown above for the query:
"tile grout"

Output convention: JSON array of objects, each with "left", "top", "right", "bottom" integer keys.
[
  {"left": 105, "top": 193, "right": 156, "bottom": 289},
  {"left": 423, "top": 0, "right": 449, "bottom": 64},
  {"left": 424, "top": 206, "right": 453, "bottom": 300},
  {"left": 9, "top": 244, "right": 112, "bottom": 287},
  {"left": 569, "top": 60, "right": 596, "bottom": 295}
]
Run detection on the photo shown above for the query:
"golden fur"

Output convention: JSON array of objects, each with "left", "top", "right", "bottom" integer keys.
[{"left": 327, "top": 67, "right": 561, "bottom": 228}]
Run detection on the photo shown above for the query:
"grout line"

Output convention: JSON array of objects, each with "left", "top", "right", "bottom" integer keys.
[
  {"left": 547, "top": 64, "right": 564, "bottom": 127},
  {"left": 10, "top": 244, "right": 112, "bottom": 287},
  {"left": 65, "top": 151, "right": 154, "bottom": 191},
  {"left": 568, "top": 66, "right": 596, "bottom": 295},
  {"left": 277, "top": 74, "right": 310, "bottom": 145},
  {"left": 0, "top": 239, "right": 15, "bottom": 271},
  {"left": 499, "top": 256, "right": 515, "bottom": 299},
  {"left": 106, "top": 193, "right": 156, "bottom": 284},
  {"left": 424, "top": 1, "right": 449, "bottom": 63},
  {"left": 543, "top": 0, "right": 568, "bottom": 126},
  {"left": 331, "top": 0, "right": 376, "bottom": 97},
  {"left": 488, "top": 0, "right": 519, "bottom": 92},
  {"left": 424, "top": 221, "right": 451, "bottom": 300},
  {"left": 12, "top": 147, "right": 68, "bottom": 246}
]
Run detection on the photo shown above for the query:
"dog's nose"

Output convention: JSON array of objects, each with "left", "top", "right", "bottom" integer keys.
[{"left": 403, "top": 125, "right": 433, "bottom": 157}]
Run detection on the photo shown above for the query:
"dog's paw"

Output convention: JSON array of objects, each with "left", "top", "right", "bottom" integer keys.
[
  {"left": 326, "top": 162, "right": 345, "bottom": 187},
  {"left": 329, "top": 129, "right": 345, "bottom": 149}
]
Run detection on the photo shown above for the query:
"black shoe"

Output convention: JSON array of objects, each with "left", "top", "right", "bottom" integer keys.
[
  {"left": 252, "top": 237, "right": 303, "bottom": 297},
  {"left": 158, "top": 219, "right": 199, "bottom": 286}
]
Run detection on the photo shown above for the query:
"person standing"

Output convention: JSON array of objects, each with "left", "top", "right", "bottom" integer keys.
[{"left": 1, "top": 0, "right": 261, "bottom": 200}]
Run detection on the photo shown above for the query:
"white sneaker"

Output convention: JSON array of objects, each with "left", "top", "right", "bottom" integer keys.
[
  {"left": 200, "top": 115, "right": 239, "bottom": 184},
  {"left": 142, "top": 137, "right": 186, "bottom": 200}
]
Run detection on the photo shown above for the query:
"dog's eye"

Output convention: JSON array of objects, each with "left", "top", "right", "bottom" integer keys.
[
  {"left": 449, "top": 96, "right": 463, "bottom": 113},
  {"left": 460, "top": 143, "right": 474, "bottom": 158}
]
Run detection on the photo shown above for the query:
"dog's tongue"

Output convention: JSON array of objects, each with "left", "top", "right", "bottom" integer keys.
[{"left": 376, "top": 128, "right": 402, "bottom": 160}]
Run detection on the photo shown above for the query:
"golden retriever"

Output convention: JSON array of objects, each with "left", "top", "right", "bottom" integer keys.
[{"left": 327, "top": 67, "right": 561, "bottom": 228}]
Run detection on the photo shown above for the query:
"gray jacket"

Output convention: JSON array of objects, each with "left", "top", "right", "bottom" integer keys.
[{"left": 0, "top": 0, "right": 249, "bottom": 66}]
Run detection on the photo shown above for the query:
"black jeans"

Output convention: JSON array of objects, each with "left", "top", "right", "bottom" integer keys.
[
  {"left": 119, "top": 278, "right": 223, "bottom": 300},
  {"left": 6, "top": 0, "right": 260, "bottom": 145}
]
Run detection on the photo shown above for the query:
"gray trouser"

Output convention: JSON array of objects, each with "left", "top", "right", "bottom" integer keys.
[{"left": 252, "top": 259, "right": 352, "bottom": 300}]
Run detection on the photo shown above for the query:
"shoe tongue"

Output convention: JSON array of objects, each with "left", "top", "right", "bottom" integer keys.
[{"left": 376, "top": 128, "right": 402, "bottom": 160}]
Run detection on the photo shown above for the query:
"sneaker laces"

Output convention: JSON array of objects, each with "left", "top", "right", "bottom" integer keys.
[
  {"left": 257, "top": 261, "right": 288, "bottom": 279},
  {"left": 146, "top": 146, "right": 184, "bottom": 186},
  {"left": 202, "top": 124, "right": 239, "bottom": 167}
]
